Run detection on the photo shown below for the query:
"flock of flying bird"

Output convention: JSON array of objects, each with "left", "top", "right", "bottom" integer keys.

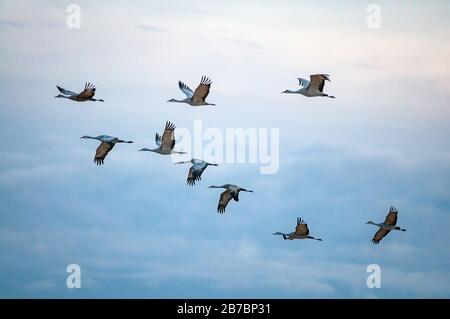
[{"left": 55, "top": 74, "right": 406, "bottom": 245}]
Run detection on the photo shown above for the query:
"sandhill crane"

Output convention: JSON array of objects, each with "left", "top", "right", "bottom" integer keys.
[
  {"left": 175, "top": 159, "right": 218, "bottom": 186},
  {"left": 367, "top": 206, "right": 406, "bottom": 244},
  {"left": 167, "top": 76, "right": 216, "bottom": 106},
  {"left": 208, "top": 184, "right": 253, "bottom": 214},
  {"left": 273, "top": 217, "right": 322, "bottom": 241},
  {"left": 282, "top": 74, "right": 335, "bottom": 98},
  {"left": 139, "top": 121, "right": 186, "bottom": 155},
  {"left": 80, "top": 135, "right": 133, "bottom": 165},
  {"left": 55, "top": 82, "right": 104, "bottom": 102}
]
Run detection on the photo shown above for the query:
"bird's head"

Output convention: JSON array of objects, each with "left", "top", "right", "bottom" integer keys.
[
  {"left": 54, "top": 94, "right": 65, "bottom": 98},
  {"left": 138, "top": 148, "right": 150, "bottom": 152},
  {"left": 366, "top": 221, "right": 374, "bottom": 225},
  {"left": 174, "top": 161, "right": 186, "bottom": 164},
  {"left": 281, "top": 90, "right": 289, "bottom": 94},
  {"left": 80, "top": 135, "right": 89, "bottom": 139},
  {"left": 167, "top": 98, "right": 176, "bottom": 102}
]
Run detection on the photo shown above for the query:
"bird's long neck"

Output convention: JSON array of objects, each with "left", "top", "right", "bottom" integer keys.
[
  {"left": 206, "top": 163, "right": 218, "bottom": 166},
  {"left": 368, "top": 221, "right": 382, "bottom": 227},
  {"left": 169, "top": 99, "right": 185, "bottom": 103},
  {"left": 55, "top": 95, "right": 70, "bottom": 99},
  {"left": 273, "top": 232, "right": 290, "bottom": 240}
]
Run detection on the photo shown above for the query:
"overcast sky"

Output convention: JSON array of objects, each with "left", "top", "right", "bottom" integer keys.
[{"left": 0, "top": 0, "right": 449, "bottom": 298}]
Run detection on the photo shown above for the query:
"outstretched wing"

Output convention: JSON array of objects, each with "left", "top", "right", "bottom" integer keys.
[
  {"left": 186, "top": 165, "right": 207, "bottom": 186},
  {"left": 295, "top": 217, "right": 309, "bottom": 236},
  {"left": 384, "top": 206, "right": 398, "bottom": 226},
  {"left": 217, "top": 190, "right": 233, "bottom": 214},
  {"left": 155, "top": 133, "right": 162, "bottom": 146},
  {"left": 161, "top": 121, "right": 176, "bottom": 152},
  {"left": 192, "top": 76, "right": 212, "bottom": 103},
  {"left": 77, "top": 82, "right": 96, "bottom": 99},
  {"left": 308, "top": 74, "right": 330, "bottom": 93},
  {"left": 372, "top": 228, "right": 390, "bottom": 244},
  {"left": 56, "top": 85, "right": 77, "bottom": 96},
  {"left": 297, "top": 77, "right": 310, "bottom": 88},
  {"left": 178, "top": 81, "right": 194, "bottom": 98},
  {"left": 94, "top": 142, "right": 115, "bottom": 165}
]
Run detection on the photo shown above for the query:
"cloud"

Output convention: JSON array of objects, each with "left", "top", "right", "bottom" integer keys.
[
  {"left": 0, "top": 20, "right": 24, "bottom": 28},
  {"left": 22, "top": 280, "right": 57, "bottom": 291},
  {"left": 0, "top": 0, "right": 449, "bottom": 298},
  {"left": 219, "top": 36, "right": 263, "bottom": 49},
  {"left": 136, "top": 24, "right": 168, "bottom": 33}
]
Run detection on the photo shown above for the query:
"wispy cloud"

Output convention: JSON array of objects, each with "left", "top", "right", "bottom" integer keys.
[
  {"left": 136, "top": 24, "right": 168, "bottom": 33},
  {"left": 0, "top": 0, "right": 449, "bottom": 298},
  {"left": 219, "top": 36, "right": 263, "bottom": 49},
  {"left": 0, "top": 20, "right": 24, "bottom": 29}
]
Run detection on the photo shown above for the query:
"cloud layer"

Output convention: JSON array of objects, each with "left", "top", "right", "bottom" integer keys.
[{"left": 0, "top": 0, "right": 449, "bottom": 298}]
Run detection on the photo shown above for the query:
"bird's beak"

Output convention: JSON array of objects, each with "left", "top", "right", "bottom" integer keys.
[{"left": 138, "top": 148, "right": 145, "bottom": 151}]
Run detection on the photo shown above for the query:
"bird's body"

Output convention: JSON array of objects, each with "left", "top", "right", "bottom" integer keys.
[
  {"left": 367, "top": 206, "right": 406, "bottom": 244},
  {"left": 209, "top": 184, "right": 253, "bottom": 213},
  {"left": 168, "top": 76, "right": 216, "bottom": 106},
  {"left": 139, "top": 121, "right": 186, "bottom": 155},
  {"left": 55, "top": 82, "right": 104, "bottom": 102},
  {"left": 80, "top": 135, "right": 133, "bottom": 165},
  {"left": 176, "top": 159, "right": 218, "bottom": 186},
  {"left": 273, "top": 217, "right": 322, "bottom": 241},
  {"left": 282, "top": 74, "right": 335, "bottom": 98}
]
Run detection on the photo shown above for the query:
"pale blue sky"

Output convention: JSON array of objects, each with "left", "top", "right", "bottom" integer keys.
[{"left": 0, "top": 0, "right": 449, "bottom": 298}]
